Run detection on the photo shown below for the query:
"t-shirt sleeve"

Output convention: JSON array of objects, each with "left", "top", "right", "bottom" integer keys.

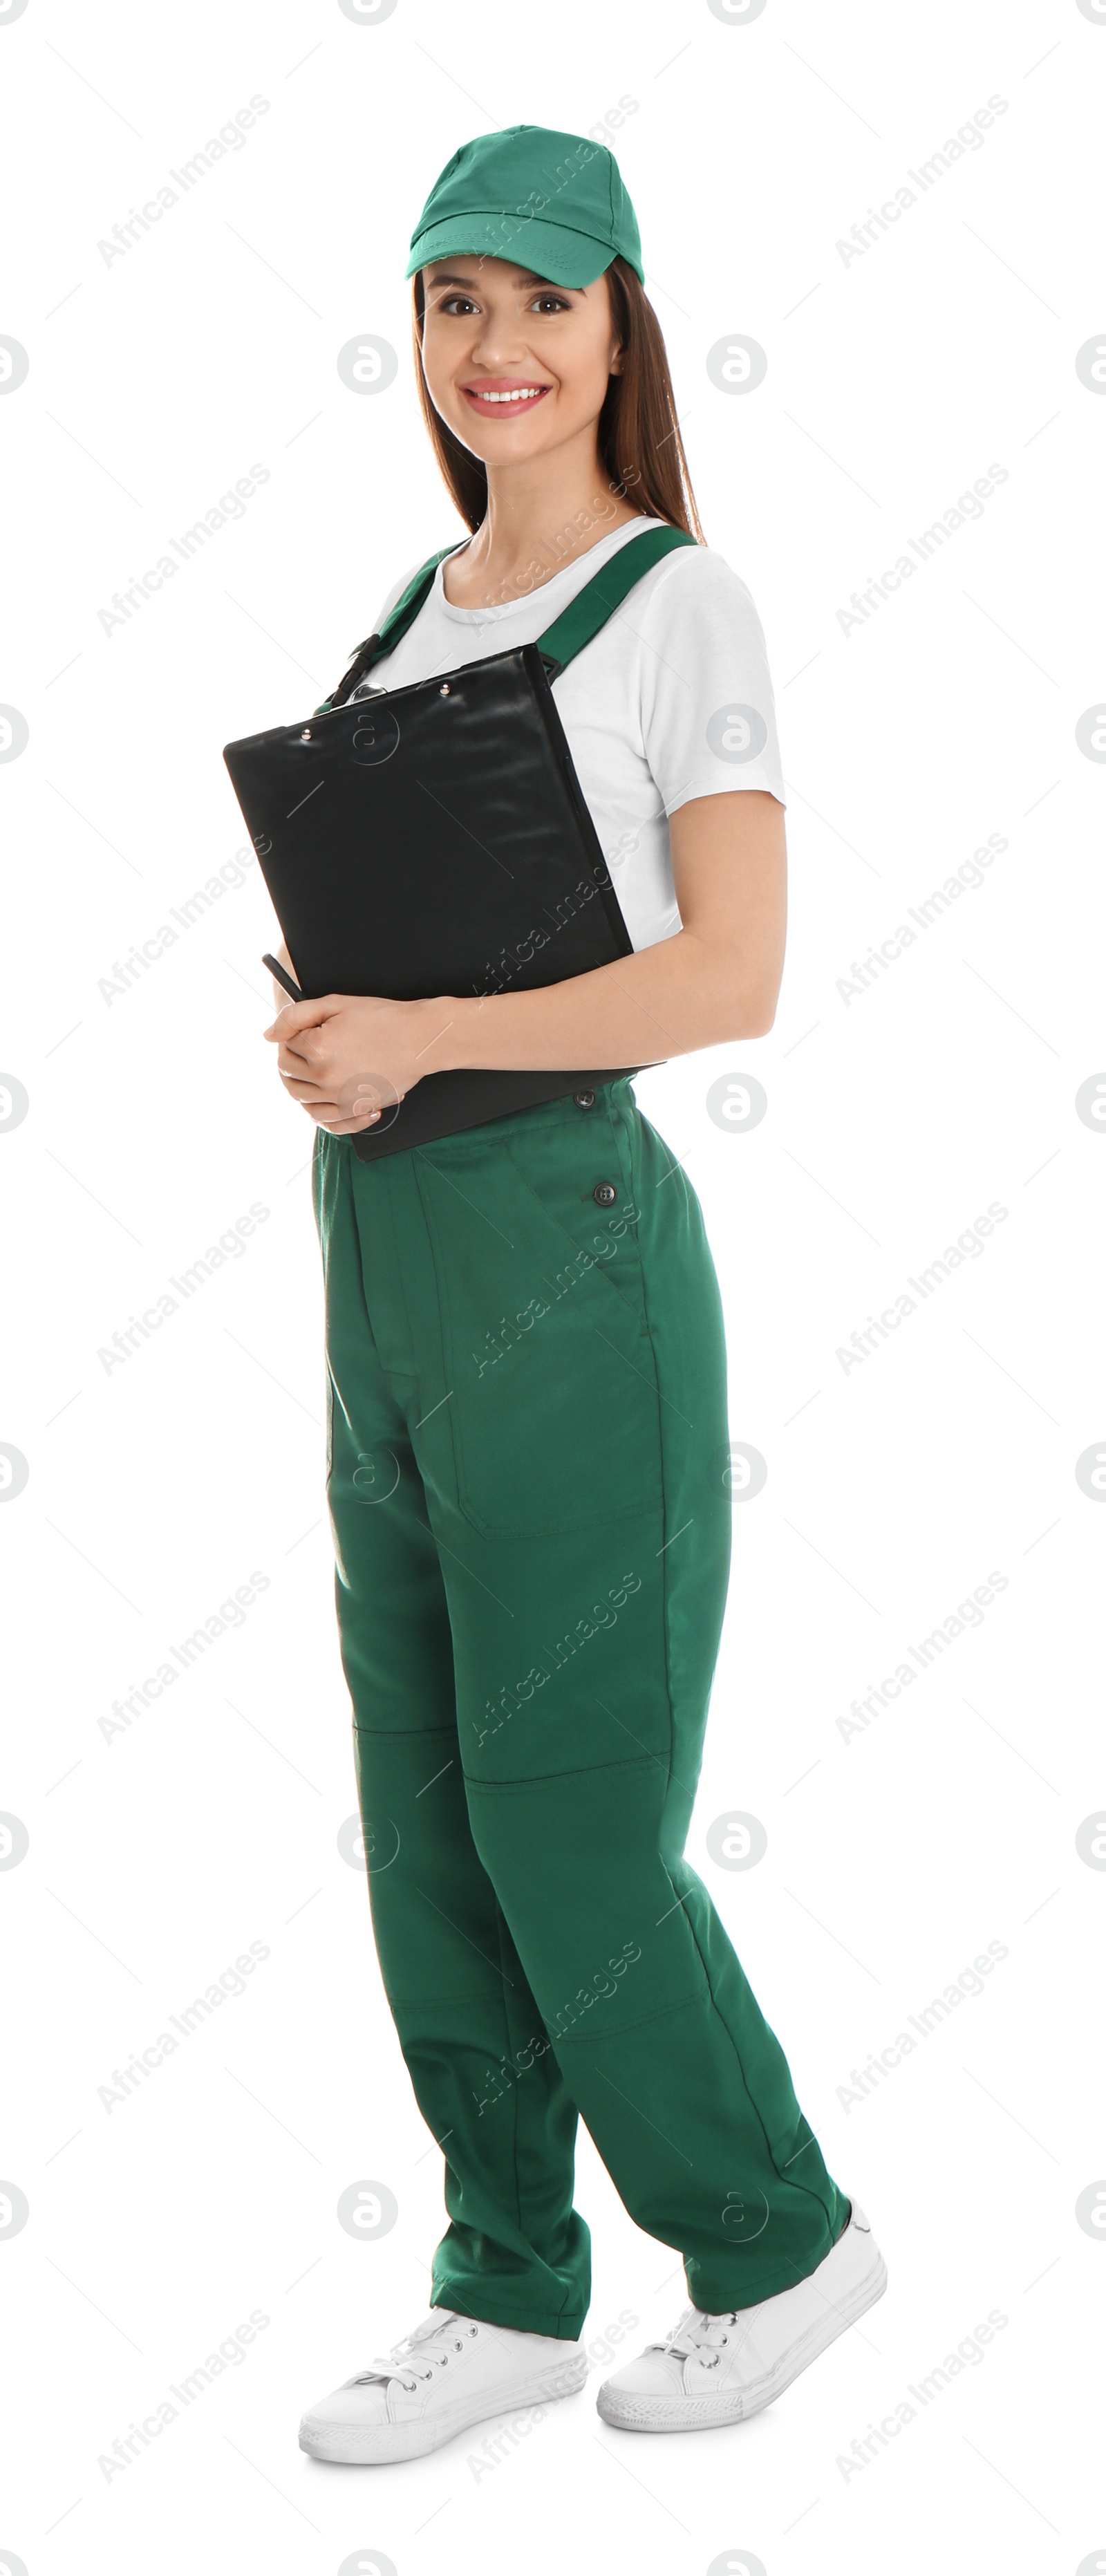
[{"left": 635, "top": 547, "right": 786, "bottom": 815}]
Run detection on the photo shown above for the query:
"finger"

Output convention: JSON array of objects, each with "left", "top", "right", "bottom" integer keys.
[
  {"left": 262, "top": 994, "right": 339, "bottom": 1042},
  {"left": 303, "top": 1092, "right": 379, "bottom": 1126},
  {"left": 277, "top": 1040, "right": 329, "bottom": 1079},
  {"left": 315, "top": 1107, "right": 382, "bottom": 1132}
]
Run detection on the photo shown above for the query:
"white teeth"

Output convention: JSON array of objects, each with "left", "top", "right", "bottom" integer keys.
[{"left": 470, "top": 386, "right": 545, "bottom": 402}]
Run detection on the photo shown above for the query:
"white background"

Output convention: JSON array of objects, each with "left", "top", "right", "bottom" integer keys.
[{"left": 1, "top": 2, "right": 1102, "bottom": 2570}]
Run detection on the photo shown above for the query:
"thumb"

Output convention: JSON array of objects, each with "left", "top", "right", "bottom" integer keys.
[{"left": 262, "top": 992, "right": 335, "bottom": 1040}]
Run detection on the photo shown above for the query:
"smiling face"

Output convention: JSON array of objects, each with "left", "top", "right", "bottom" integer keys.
[{"left": 419, "top": 254, "right": 624, "bottom": 467}]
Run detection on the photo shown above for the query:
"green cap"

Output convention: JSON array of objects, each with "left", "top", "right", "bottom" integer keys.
[{"left": 405, "top": 123, "right": 644, "bottom": 290}]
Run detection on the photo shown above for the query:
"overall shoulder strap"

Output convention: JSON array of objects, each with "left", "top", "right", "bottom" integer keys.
[
  {"left": 315, "top": 545, "right": 460, "bottom": 712},
  {"left": 535, "top": 524, "right": 697, "bottom": 677},
  {"left": 314, "top": 523, "right": 697, "bottom": 712}
]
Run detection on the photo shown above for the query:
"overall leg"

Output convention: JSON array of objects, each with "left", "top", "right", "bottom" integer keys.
[
  {"left": 313, "top": 1127, "right": 590, "bottom": 2335},
  {"left": 403, "top": 1081, "right": 850, "bottom": 2313}
]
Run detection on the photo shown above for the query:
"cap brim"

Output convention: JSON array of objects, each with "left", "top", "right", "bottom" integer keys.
[{"left": 405, "top": 214, "right": 620, "bottom": 289}]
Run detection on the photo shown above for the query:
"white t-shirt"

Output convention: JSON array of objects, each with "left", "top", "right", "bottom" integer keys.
[{"left": 348, "top": 514, "right": 786, "bottom": 954}]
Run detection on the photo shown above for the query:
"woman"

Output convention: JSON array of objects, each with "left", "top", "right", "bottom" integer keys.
[{"left": 264, "top": 124, "right": 886, "bottom": 2467}]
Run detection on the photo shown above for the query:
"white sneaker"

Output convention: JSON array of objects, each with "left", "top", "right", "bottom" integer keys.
[
  {"left": 299, "top": 2307, "right": 588, "bottom": 2465},
  {"left": 596, "top": 2201, "right": 887, "bottom": 2433}
]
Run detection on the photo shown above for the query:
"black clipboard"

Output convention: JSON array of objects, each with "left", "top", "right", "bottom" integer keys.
[{"left": 224, "top": 525, "right": 695, "bottom": 1159}]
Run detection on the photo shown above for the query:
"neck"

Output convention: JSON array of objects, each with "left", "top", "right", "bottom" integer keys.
[{"left": 453, "top": 435, "right": 643, "bottom": 605}]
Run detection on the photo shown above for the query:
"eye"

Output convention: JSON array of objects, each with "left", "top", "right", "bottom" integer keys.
[{"left": 432, "top": 289, "right": 572, "bottom": 318}]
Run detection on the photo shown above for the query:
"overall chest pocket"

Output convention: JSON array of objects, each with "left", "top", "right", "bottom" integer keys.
[{"left": 415, "top": 1124, "right": 663, "bottom": 1539}]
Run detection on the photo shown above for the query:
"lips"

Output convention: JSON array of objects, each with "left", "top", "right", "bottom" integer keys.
[{"left": 461, "top": 383, "right": 551, "bottom": 416}]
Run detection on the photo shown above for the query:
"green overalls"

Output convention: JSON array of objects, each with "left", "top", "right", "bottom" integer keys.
[{"left": 310, "top": 548, "right": 850, "bottom": 2339}]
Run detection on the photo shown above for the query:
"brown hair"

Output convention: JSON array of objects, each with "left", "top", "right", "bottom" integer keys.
[{"left": 411, "top": 256, "right": 706, "bottom": 544}]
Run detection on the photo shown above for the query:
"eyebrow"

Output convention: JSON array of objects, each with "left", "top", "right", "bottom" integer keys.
[{"left": 424, "top": 268, "right": 574, "bottom": 291}]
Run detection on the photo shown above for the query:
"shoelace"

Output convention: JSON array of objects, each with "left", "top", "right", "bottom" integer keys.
[
  {"left": 651, "top": 2306, "right": 740, "bottom": 2367},
  {"left": 351, "top": 2308, "right": 481, "bottom": 2394}
]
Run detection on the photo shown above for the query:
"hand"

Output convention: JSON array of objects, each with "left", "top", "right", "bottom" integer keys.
[{"left": 261, "top": 991, "right": 453, "bottom": 1132}]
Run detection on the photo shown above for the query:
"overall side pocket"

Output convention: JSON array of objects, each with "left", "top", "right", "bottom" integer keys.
[{"left": 414, "top": 1127, "right": 664, "bottom": 1539}]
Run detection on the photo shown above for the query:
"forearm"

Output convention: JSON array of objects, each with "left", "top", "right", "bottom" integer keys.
[
  {"left": 422, "top": 927, "right": 776, "bottom": 1078},
  {"left": 263, "top": 794, "right": 786, "bottom": 1119}
]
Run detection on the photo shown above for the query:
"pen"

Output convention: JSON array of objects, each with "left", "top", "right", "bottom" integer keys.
[{"left": 262, "top": 951, "right": 303, "bottom": 1002}]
